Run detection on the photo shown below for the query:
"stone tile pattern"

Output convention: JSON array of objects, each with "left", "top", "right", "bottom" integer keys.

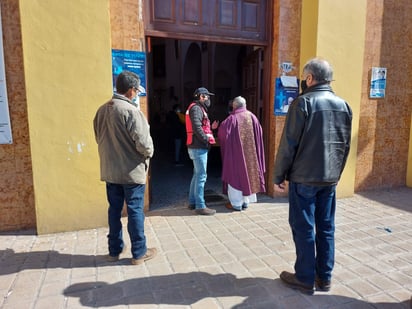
[
  {"left": 0, "top": 188, "right": 410, "bottom": 308},
  {"left": 356, "top": 0, "right": 412, "bottom": 191},
  {"left": 0, "top": 1, "right": 36, "bottom": 231}
]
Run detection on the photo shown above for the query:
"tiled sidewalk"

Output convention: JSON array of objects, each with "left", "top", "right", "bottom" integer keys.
[{"left": 0, "top": 188, "right": 411, "bottom": 308}]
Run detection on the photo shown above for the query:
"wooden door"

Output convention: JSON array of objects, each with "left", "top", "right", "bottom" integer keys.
[
  {"left": 242, "top": 48, "right": 263, "bottom": 121},
  {"left": 145, "top": 0, "right": 268, "bottom": 45}
]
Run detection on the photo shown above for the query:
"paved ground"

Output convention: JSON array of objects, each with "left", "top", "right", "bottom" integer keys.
[{"left": 1, "top": 187, "right": 411, "bottom": 308}]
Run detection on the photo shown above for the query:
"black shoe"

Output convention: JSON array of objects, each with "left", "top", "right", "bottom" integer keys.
[
  {"left": 279, "top": 271, "right": 314, "bottom": 295},
  {"left": 315, "top": 277, "right": 331, "bottom": 292},
  {"left": 188, "top": 204, "right": 195, "bottom": 210},
  {"left": 242, "top": 203, "right": 248, "bottom": 210},
  {"left": 195, "top": 207, "right": 216, "bottom": 215}
]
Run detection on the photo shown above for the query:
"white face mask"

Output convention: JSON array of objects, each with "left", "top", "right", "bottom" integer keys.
[{"left": 131, "top": 96, "right": 140, "bottom": 110}]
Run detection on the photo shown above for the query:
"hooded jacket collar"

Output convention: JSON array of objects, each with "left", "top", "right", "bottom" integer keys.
[{"left": 112, "top": 93, "right": 134, "bottom": 105}]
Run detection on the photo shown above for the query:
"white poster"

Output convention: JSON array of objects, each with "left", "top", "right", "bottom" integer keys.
[{"left": 0, "top": 7, "right": 13, "bottom": 144}]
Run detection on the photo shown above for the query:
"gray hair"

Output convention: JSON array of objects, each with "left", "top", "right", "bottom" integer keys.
[
  {"left": 303, "top": 57, "right": 333, "bottom": 82},
  {"left": 115, "top": 70, "right": 141, "bottom": 94},
  {"left": 232, "top": 96, "right": 246, "bottom": 109}
]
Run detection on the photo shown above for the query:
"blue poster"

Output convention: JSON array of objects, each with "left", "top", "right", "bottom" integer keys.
[
  {"left": 0, "top": 7, "right": 12, "bottom": 144},
  {"left": 274, "top": 77, "right": 299, "bottom": 115},
  {"left": 112, "top": 49, "right": 146, "bottom": 96},
  {"left": 369, "top": 67, "right": 386, "bottom": 98}
]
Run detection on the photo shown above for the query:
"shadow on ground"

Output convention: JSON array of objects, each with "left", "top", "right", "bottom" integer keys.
[
  {"left": 356, "top": 186, "right": 412, "bottom": 213},
  {"left": 63, "top": 272, "right": 409, "bottom": 308},
  {"left": 0, "top": 249, "right": 133, "bottom": 275}
]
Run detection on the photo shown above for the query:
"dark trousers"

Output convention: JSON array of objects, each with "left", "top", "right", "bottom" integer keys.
[
  {"left": 106, "top": 183, "right": 147, "bottom": 259},
  {"left": 288, "top": 181, "right": 336, "bottom": 285}
]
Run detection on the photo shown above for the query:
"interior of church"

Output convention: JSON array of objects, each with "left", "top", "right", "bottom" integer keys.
[{"left": 147, "top": 37, "right": 261, "bottom": 209}]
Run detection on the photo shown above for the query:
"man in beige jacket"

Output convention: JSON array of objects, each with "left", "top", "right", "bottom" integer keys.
[{"left": 94, "top": 71, "right": 157, "bottom": 265}]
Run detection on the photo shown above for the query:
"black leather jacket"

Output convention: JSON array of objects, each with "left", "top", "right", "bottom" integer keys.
[{"left": 273, "top": 83, "right": 352, "bottom": 185}]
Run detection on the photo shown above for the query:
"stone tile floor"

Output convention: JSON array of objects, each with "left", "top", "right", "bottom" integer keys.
[{"left": 0, "top": 187, "right": 411, "bottom": 308}]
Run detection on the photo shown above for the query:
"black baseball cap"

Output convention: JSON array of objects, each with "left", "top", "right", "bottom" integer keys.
[{"left": 193, "top": 87, "right": 215, "bottom": 97}]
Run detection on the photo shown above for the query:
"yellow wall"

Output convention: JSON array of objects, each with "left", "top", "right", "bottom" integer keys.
[
  {"left": 300, "top": 0, "right": 367, "bottom": 197},
  {"left": 19, "top": 1, "right": 112, "bottom": 234},
  {"left": 300, "top": 0, "right": 318, "bottom": 69}
]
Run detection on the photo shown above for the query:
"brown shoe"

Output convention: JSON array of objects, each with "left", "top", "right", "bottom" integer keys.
[
  {"left": 279, "top": 271, "right": 314, "bottom": 295},
  {"left": 195, "top": 207, "right": 216, "bottom": 215},
  {"left": 225, "top": 203, "right": 242, "bottom": 211},
  {"left": 107, "top": 245, "right": 127, "bottom": 262},
  {"left": 131, "top": 247, "right": 157, "bottom": 265}
]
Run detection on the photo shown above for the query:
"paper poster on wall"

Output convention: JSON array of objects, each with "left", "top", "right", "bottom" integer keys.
[
  {"left": 274, "top": 76, "right": 299, "bottom": 115},
  {"left": 0, "top": 7, "right": 12, "bottom": 144},
  {"left": 369, "top": 67, "right": 387, "bottom": 98},
  {"left": 112, "top": 49, "right": 146, "bottom": 96}
]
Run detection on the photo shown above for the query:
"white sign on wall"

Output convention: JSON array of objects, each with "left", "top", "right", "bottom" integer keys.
[{"left": 0, "top": 7, "right": 13, "bottom": 144}]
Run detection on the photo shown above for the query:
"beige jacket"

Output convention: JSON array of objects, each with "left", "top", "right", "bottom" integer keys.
[{"left": 93, "top": 94, "right": 154, "bottom": 184}]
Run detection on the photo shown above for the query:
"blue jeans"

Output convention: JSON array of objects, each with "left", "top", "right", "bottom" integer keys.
[
  {"left": 288, "top": 181, "right": 336, "bottom": 285},
  {"left": 106, "top": 183, "right": 147, "bottom": 259},
  {"left": 188, "top": 148, "right": 208, "bottom": 209}
]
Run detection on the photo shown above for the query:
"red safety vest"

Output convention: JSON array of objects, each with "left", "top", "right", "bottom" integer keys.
[{"left": 185, "top": 102, "right": 213, "bottom": 145}]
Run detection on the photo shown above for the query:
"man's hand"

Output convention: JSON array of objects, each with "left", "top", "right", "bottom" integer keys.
[
  {"left": 206, "top": 134, "right": 216, "bottom": 144},
  {"left": 274, "top": 182, "right": 286, "bottom": 193}
]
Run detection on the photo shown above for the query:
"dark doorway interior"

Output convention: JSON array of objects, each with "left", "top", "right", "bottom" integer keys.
[{"left": 147, "top": 37, "right": 261, "bottom": 209}]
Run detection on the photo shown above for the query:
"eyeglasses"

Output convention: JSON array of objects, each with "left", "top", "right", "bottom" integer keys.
[{"left": 201, "top": 94, "right": 209, "bottom": 99}]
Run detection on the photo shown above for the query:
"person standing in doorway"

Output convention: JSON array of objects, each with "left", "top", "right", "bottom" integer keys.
[
  {"left": 185, "top": 87, "right": 219, "bottom": 215},
  {"left": 218, "top": 96, "right": 266, "bottom": 211},
  {"left": 93, "top": 70, "right": 157, "bottom": 265},
  {"left": 273, "top": 58, "right": 352, "bottom": 294},
  {"left": 166, "top": 101, "right": 186, "bottom": 165}
]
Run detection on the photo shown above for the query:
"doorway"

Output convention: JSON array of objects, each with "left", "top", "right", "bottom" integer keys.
[{"left": 147, "top": 37, "right": 264, "bottom": 209}]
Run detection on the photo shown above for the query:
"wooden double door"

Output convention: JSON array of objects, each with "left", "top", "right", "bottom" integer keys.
[
  {"left": 145, "top": 0, "right": 270, "bottom": 120},
  {"left": 144, "top": 0, "right": 271, "bottom": 207},
  {"left": 145, "top": 0, "right": 269, "bottom": 45}
]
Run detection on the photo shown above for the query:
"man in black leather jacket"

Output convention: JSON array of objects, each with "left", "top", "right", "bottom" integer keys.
[{"left": 273, "top": 58, "right": 352, "bottom": 294}]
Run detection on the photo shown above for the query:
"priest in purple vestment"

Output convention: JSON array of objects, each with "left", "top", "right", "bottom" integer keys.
[{"left": 217, "top": 96, "right": 266, "bottom": 211}]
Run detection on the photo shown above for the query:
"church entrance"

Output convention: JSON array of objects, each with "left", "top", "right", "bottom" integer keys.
[
  {"left": 144, "top": 0, "right": 271, "bottom": 209},
  {"left": 146, "top": 37, "right": 266, "bottom": 209}
]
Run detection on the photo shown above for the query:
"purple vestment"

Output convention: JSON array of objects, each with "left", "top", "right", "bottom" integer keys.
[{"left": 217, "top": 107, "right": 266, "bottom": 195}]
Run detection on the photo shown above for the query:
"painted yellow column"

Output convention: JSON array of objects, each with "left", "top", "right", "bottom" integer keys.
[
  {"left": 300, "top": 0, "right": 367, "bottom": 197},
  {"left": 19, "top": 1, "right": 112, "bottom": 233},
  {"left": 407, "top": 114, "right": 412, "bottom": 187}
]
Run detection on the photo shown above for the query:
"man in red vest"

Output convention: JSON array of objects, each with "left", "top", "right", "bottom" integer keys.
[{"left": 185, "top": 87, "right": 219, "bottom": 215}]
